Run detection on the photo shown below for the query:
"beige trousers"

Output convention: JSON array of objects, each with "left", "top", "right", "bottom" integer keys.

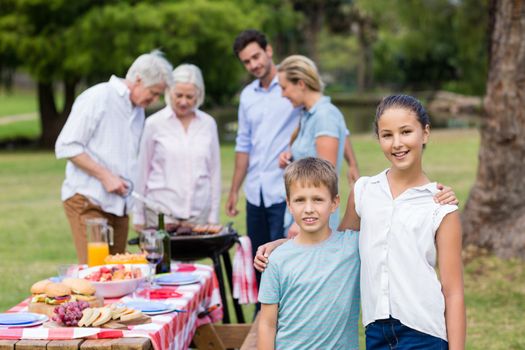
[{"left": 63, "top": 193, "right": 129, "bottom": 264}]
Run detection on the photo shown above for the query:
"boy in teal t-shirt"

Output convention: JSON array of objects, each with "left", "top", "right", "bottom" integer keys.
[{"left": 258, "top": 157, "right": 360, "bottom": 350}]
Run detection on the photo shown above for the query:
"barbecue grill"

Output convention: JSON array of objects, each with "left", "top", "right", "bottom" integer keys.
[
  {"left": 169, "top": 223, "right": 238, "bottom": 260},
  {"left": 128, "top": 223, "right": 245, "bottom": 323}
]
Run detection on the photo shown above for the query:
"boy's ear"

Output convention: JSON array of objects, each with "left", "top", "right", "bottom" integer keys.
[{"left": 331, "top": 194, "right": 340, "bottom": 213}]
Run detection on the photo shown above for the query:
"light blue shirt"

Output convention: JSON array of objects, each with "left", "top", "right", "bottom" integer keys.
[
  {"left": 55, "top": 76, "right": 144, "bottom": 216},
  {"left": 259, "top": 231, "right": 360, "bottom": 350},
  {"left": 291, "top": 96, "right": 347, "bottom": 172},
  {"left": 288, "top": 96, "right": 348, "bottom": 230},
  {"left": 235, "top": 76, "right": 300, "bottom": 207}
]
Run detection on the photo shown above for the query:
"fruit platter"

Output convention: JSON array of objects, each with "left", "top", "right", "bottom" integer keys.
[{"left": 78, "top": 264, "right": 149, "bottom": 298}]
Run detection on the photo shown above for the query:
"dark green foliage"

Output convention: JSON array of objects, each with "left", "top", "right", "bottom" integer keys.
[
  {"left": 0, "top": 0, "right": 262, "bottom": 105},
  {"left": 370, "top": 0, "right": 489, "bottom": 94}
]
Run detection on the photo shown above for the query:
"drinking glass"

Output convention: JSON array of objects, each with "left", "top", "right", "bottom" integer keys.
[
  {"left": 57, "top": 264, "right": 79, "bottom": 281},
  {"left": 139, "top": 229, "right": 164, "bottom": 293}
]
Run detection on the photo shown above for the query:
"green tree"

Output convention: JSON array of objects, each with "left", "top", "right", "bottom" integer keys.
[
  {"left": 369, "top": 0, "right": 489, "bottom": 93},
  {"left": 0, "top": 0, "right": 260, "bottom": 148},
  {"left": 448, "top": 0, "right": 489, "bottom": 95}
]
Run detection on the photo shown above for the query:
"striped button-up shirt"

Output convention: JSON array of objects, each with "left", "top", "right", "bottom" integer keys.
[
  {"left": 235, "top": 76, "right": 300, "bottom": 207},
  {"left": 55, "top": 76, "right": 144, "bottom": 216}
]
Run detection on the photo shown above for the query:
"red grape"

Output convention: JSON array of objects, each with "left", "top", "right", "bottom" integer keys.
[{"left": 53, "top": 301, "right": 90, "bottom": 327}]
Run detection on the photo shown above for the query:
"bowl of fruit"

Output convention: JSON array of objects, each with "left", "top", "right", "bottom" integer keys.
[{"left": 78, "top": 264, "right": 149, "bottom": 298}]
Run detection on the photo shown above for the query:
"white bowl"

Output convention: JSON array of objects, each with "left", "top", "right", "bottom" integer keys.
[{"left": 78, "top": 264, "right": 149, "bottom": 298}]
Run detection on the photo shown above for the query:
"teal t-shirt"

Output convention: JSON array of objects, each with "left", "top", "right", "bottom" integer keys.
[{"left": 258, "top": 230, "right": 360, "bottom": 350}]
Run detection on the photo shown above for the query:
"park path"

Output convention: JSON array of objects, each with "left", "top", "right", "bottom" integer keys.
[{"left": 0, "top": 113, "right": 37, "bottom": 125}]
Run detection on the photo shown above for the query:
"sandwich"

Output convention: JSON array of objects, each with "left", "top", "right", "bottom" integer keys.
[
  {"left": 92, "top": 307, "right": 113, "bottom": 326},
  {"left": 62, "top": 278, "right": 97, "bottom": 303},
  {"left": 78, "top": 307, "right": 112, "bottom": 327},
  {"left": 30, "top": 279, "right": 52, "bottom": 303},
  {"left": 78, "top": 307, "right": 100, "bottom": 327},
  {"left": 109, "top": 304, "right": 142, "bottom": 321},
  {"left": 119, "top": 308, "right": 142, "bottom": 321},
  {"left": 44, "top": 282, "right": 72, "bottom": 305},
  {"left": 77, "top": 308, "right": 95, "bottom": 327},
  {"left": 110, "top": 305, "right": 129, "bottom": 320}
]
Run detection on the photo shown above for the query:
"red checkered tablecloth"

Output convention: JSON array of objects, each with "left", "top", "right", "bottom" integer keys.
[{"left": 0, "top": 263, "right": 223, "bottom": 350}]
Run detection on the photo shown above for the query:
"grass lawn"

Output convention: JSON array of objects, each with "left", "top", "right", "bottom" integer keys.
[
  {"left": 0, "top": 89, "right": 37, "bottom": 117},
  {"left": 0, "top": 129, "right": 524, "bottom": 349},
  {"left": 0, "top": 119, "right": 41, "bottom": 141}
]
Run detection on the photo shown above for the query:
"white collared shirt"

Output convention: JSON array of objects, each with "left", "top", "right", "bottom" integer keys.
[
  {"left": 55, "top": 76, "right": 144, "bottom": 216},
  {"left": 355, "top": 169, "right": 457, "bottom": 341},
  {"left": 132, "top": 106, "right": 221, "bottom": 224}
]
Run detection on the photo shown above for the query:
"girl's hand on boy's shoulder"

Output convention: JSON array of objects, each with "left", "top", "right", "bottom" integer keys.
[
  {"left": 254, "top": 246, "right": 269, "bottom": 272},
  {"left": 253, "top": 239, "right": 288, "bottom": 272},
  {"left": 434, "top": 183, "right": 459, "bottom": 205}
]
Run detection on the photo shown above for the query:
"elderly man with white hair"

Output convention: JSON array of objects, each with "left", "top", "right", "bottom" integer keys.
[
  {"left": 55, "top": 50, "right": 174, "bottom": 264},
  {"left": 132, "top": 63, "right": 221, "bottom": 231}
]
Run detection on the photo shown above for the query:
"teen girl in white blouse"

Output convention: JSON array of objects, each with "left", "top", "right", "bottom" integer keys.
[
  {"left": 339, "top": 95, "right": 466, "bottom": 349},
  {"left": 133, "top": 64, "right": 221, "bottom": 229}
]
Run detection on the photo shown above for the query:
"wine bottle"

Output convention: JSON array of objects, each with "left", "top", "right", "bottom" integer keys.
[{"left": 155, "top": 213, "right": 172, "bottom": 274}]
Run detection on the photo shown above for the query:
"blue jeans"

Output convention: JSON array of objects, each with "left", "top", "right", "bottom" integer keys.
[
  {"left": 246, "top": 194, "right": 286, "bottom": 288},
  {"left": 366, "top": 318, "right": 448, "bottom": 350}
]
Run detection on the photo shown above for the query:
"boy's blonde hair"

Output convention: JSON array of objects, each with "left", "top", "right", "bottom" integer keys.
[{"left": 284, "top": 157, "right": 338, "bottom": 199}]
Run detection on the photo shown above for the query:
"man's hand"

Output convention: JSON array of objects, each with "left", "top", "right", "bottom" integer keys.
[
  {"left": 435, "top": 183, "right": 459, "bottom": 205},
  {"left": 254, "top": 239, "right": 288, "bottom": 272},
  {"left": 278, "top": 151, "right": 292, "bottom": 169},
  {"left": 133, "top": 224, "right": 144, "bottom": 232},
  {"left": 70, "top": 153, "right": 129, "bottom": 196},
  {"left": 226, "top": 191, "right": 239, "bottom": 217},
  {"left": 101, "top": 172, "right": 129, "bottom": 196}
]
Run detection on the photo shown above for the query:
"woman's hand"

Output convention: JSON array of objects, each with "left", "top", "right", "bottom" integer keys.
[
  {"left": 278, "top": 151, "right": 293, "bottom": 169},
  {"left": 254, "top": 239, "right": 288, "bottom": 272},
  {"left": 346, "top": 164, "right": 360, "bottom": 185},
  {"left": 435, "top": 184, "right": 459, "bottom": 205}
]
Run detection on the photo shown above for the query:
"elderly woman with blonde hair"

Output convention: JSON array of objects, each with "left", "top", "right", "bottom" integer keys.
[{"left": 133, "top": 64, "right": 221, "bottom": 230}]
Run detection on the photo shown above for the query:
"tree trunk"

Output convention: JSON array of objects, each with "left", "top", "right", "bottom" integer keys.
[
  {"left": 356, "top": 23, "right": 367, "bottom": 93},
  {"left": 38, "top": 80, "right": 76, "bottom": 149},
  {"left": 294, "top": 2, "right": 324, "bottom": 64},
  {"left": 353, "top": 9, "right": 376, "bottom": 92},
  {"left": 462, "top": 0, "right": 525, "bottom": 258},
  {"left": 303, "top": 25, "right": 320, "bottom": 64}
]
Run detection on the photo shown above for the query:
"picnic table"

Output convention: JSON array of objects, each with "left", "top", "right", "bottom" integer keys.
[{"left": 0, "top": 263, "right": 223, "bottom": 350}]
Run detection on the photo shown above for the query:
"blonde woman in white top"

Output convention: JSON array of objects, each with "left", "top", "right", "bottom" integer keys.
[
  {"left": 133, "top": 64, "right": 221, "bottom": 230},
  {"left": 339, "top": 95, "right": 465, "bottom": 349}
]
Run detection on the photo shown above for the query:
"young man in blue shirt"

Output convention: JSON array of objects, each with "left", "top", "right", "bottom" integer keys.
[{"left": 227, "top": 30, "right": 299, "bottom": 288}]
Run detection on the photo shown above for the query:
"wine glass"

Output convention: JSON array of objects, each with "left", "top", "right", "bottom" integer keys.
[{"left": 139, "top": 229, "right": 164, "bottom": 295}]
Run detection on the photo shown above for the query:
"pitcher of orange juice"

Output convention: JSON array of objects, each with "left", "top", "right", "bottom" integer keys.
[{"left": 86, "top": 218, "right": 114, "bottom": 267}]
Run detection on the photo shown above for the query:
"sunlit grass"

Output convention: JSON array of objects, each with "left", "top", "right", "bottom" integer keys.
[
  {"left": 0, "top": 118, "right": 40, "bottom": 141},
  {"left": 0, "top": 89, "right": 37, "bottom": 117},
  {"left": 1, "top": 129, "right": 524, "bottom": 348}
]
